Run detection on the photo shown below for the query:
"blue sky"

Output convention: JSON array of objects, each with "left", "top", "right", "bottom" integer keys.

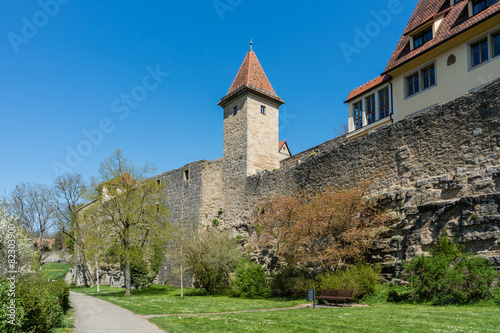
[{"left": 0, "top": 0, "right": 416, "bottom": 195}]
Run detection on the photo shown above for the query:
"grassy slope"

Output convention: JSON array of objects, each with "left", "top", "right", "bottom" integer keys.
[
  {"left": 41, "top": 263, "right": 71, "bottom": 281},
  {"left": 70, "top": 285, "right": 305, "bottom": 315},
  {"left": 149, "top": 304, "right": 500, "bottom": 333}
]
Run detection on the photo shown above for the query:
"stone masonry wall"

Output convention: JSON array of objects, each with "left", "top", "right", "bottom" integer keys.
[
  {"left": 232, "top": 79, "right": 500, "bottom": 262},
  {"left": 152, "top": 160, "right": 205, "bottom": 286},
  {"left": 152, "top": 158, "right": 224, "bottom": 286}
]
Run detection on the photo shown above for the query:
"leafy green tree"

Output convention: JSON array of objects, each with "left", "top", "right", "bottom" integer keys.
[
  {"left": 78, "top": 210, "right": 113, "bottom": 292},
  {"left": 185, "top": 228, "right": 242, "bottom": 294},
  {"left": 83, "top": 149, "right": 170, "bottom": 295}
]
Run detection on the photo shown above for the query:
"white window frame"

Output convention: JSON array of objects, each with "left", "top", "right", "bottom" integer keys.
[
  {"left": 404, "top": 61, "right": 437, "bottom": 99},
  {"left": 468, "top": 28, "right": 500, "bottom": 71},
  {"left": 349, "top": 84, "right": 392, "bottom": 132}
]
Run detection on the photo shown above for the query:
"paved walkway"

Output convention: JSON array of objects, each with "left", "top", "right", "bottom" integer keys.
[{"left": 70, "top": 292, "right": 165, "bottom": 333}]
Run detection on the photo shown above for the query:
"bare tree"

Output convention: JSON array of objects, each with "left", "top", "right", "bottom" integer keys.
[
  {"left": 11, "top": 183, "right": 55, "bottom": 262},
  {"left": 53, "top": 173, "right": 87, "bottom": 282},
  {"left": 333, "top": 123, "right": 349, "bottom": 137}
]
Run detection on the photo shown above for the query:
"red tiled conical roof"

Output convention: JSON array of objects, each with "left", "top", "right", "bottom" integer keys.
[
  {"left": 227, "top": 50, "right": 277, "bottom": 96},
  {"left": 219, "top": 49, "right": 284, "bottom": 105}
]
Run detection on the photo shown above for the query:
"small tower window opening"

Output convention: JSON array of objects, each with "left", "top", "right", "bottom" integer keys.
[
  {"left": 260, "top": 105, "right": 266, "bottom": 115},
  {"left": 233, "top": 105, "right": 238, "bottom": 116},
  {"left": 184, "top": 169, "right": 190, "bottom": 181},
  {"left": 156, "top": 179, "right": 161, "bottom": 186}
]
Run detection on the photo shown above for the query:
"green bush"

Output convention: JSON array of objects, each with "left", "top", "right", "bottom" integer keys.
[
  {"left": 386, "top": 287, "right": 410, "bottom": 303},
  {"left": 185, "top": 229, "right": 243, "bottom": 294},
  {"left": 492, "top": 287, "right": 500, "bottom": 306},
  {"left": 1, "top": 274, "right": 69, "bottom": 333},
  {"left": 230, "top": 260, "right": 270, "bottom": 299},
  {"left": 46, "top": 280, "right": 70, "bottom": 312},
  {"left": 0, "top": 280, "right": 24, "bottom": 333},
  {"left": 17, "top": 275, "right": 64, "bottom": 333},
  {"left": 269, "top": 267, "right": 315, "bottom": 299},
  {"left": 404, "top": 233, "right": 499, "bottom": 304},
  {"left": 317, "top": 264, "right": 380, "bottom": 300}
]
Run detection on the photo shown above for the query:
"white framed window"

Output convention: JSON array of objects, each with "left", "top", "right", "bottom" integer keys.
[
  {"left": 353, "top": 101, "right": 363, "bottom": 130},
  {"left": 493, "top": 31, "right": 500, "bottom": 58},
  {"left": 350, "top": 84, "right": 391, "bottom": 131},
  {"left": 407, "top": 72, "right": 420, "bottom": 96},
  {"left": 366, "top": 95, "right": 376, "bottom": 125},
  {"left": 405, "top": 62, "right": 436, "bottom": 97},
  {"left": 469, "top": 29, "right": 500, "bottom": 69},
  {"left": 379, "top": 87, "right": 390, "bottom": 119}
]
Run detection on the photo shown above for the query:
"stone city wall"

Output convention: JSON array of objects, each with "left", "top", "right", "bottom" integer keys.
[{"left": 236, "top": 79, "right": 500, "bottom": 264}]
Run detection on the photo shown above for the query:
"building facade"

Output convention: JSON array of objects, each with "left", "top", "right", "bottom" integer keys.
[{"left": 345, "top": 0, "right": 500, "bottom": 140}]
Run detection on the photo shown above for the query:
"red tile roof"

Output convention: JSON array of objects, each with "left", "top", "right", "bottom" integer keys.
[
  {"left": 219, "top": 49, "right": 284, "bottom": 105},
  {"left": 345, "top": 74, "right": 392, "bottom": 103},
  {"left": 279, "top": 140, "right": 286, "bottom": 149},
  {"left": 384, "top": 0, "right": 500, "bottom": 73}
]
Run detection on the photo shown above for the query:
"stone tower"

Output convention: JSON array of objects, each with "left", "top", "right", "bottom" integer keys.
[{"left": 218, "top": 46, "right": 284, "bottom": 226}]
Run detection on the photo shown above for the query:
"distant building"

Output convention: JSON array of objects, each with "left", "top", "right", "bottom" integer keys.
[{"left": 345, "top": 0, "right": 500, "bottom": 140}]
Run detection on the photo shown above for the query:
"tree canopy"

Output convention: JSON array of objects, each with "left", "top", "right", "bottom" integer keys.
[
  {"left": 255, "top": 182, "right": 391, "bottom": 273},
  {"left": 82, "top": 149, "right": 170, "bottom": 295}
]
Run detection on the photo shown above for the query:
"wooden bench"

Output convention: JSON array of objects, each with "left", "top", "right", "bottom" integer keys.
[{"left": 315, "top": 289, "right": 354, "bottom": 307}]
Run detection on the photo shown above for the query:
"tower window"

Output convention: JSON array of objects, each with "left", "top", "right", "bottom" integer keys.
[
  {"left": 233, "top": 105, "right": 238, "bottom": 116},
  {"left": 260, "top": 105, "right": 266, "bottom": 115},
  {"left": 184, "top": 169, "right": 190, "bottom": 181}
]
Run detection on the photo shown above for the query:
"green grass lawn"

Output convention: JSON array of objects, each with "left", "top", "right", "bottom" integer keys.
[
  {"left": 149, "top": 304, "right": 500, "bottom": 333},
  {"left": 71, "top": 284, "right": 500, "bottom": 332},
  {"left": 70, "top": 285, "right": 305, "bottom": 315},
  {"left": 41, "top": 262, "right": 71, "bottom": 281}
]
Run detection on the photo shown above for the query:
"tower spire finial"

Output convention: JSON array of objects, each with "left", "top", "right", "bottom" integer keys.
[{"left": 250, "top": 39, "right": 253, "bottom": 50}]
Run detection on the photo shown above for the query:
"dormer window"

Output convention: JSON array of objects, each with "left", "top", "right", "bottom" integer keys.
[
  {"left": 472, "top": 0, "right": 499, "bottom": 16},
  {"left": 413, "top": 26, "right": 433, "bottom": 49}
]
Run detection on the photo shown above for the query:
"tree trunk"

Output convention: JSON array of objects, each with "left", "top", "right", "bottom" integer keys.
[
  {"left": 180, "top": 244, "right": 184, "bottom": 299},
  {"left": 96, "top": 260, "right": 100, "bottom": 293},
  {"left": 124, "top": 252, "right": 131, "bottom": 296}
]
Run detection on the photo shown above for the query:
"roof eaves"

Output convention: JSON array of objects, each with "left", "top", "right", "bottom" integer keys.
[{"left": 384, "top": 8, "right": 500, "bottom": 74}]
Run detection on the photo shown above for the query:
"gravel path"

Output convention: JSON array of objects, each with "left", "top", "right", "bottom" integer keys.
[{"left": 70, "top": 292, "right": 165, "bottom": 333}]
